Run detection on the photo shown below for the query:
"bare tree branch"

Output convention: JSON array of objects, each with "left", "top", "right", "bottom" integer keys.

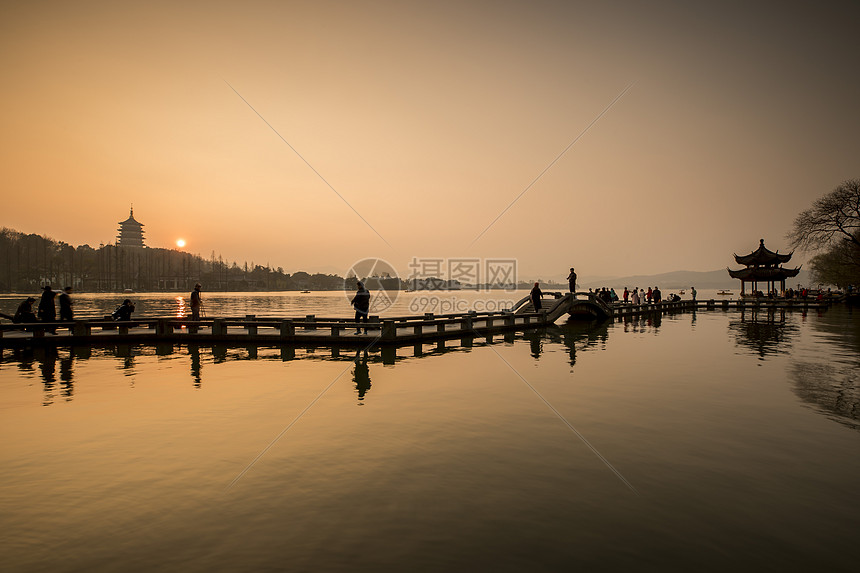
[{"left": 788, "top": 179, "right": 860, "bottom": 251}]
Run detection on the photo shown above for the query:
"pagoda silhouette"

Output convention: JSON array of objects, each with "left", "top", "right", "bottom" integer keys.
[
  {"left": 727, "top": 239, "right": 800, "bottom": 296},
  {"left": 116, "top": 206, "right": 145, "bottom": 247}
]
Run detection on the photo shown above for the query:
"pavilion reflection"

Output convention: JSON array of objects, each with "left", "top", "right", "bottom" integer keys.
[{"left": 728, "top": 308, "right": 799, "bottom": 359}]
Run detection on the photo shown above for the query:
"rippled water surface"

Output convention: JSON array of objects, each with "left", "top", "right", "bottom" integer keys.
[{"left": 1, "top": 298, "right": 858, "bottom": 572}]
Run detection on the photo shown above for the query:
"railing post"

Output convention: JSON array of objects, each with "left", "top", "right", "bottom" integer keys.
[
  {"left": 280, "top": 319, "right": 294, "bottom": 339},
  {"left": 73, "top": 321, "right": 91, "bottom": 336},
  {"left": 305, "top": 314, "right": 316, "bottom": 330},
  {"left": 245, "top": 315, "right": 257, "bottom": 336},
  {"left": 382, "top": 319, "right": 396, "bottom": 341},
  {"left": 156, "top": 319, "right": 173, "bottom": 336},
  {"left": 213, "top": 319, "right": 226, "bottom": 336},
  {"left": 462, "top": 315, "right": 473, "bottom": 332}
]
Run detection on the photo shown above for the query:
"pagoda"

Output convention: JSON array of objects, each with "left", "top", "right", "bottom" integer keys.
[
  {"left": 117, "top": 206, "right": 145, "bottom": 247},
  {"left": 727, "top": 239, "right": 800, "bottom": 296}
]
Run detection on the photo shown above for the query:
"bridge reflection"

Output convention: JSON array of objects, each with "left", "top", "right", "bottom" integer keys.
[{"left": 0, "top": 318, "right": 614, "bottom": 406}]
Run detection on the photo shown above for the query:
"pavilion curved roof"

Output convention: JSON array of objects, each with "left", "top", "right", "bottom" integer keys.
[
  {"left": 733, "top": 239, "right": 792, "bottom": 266},
  {"left": 727, "top": 266, "right": 801, "bottom": 281}
]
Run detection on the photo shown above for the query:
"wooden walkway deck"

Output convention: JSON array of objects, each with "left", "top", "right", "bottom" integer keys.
[{"left": 0, "top": 293, "right": 840, "bottom": 349}]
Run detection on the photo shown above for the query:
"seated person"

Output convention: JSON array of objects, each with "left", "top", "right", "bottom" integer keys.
[
  {"left": 13, "top": 297, "right": 38, "bottom": 323},
  {"left": 112, "top": 299, "right": 136, "bottom": 321}
]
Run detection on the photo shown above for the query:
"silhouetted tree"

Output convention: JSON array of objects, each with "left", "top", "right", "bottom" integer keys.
[{"left": 788, "top": 179, "right": 860, "bottom": 286}]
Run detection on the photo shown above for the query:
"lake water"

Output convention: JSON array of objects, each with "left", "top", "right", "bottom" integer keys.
[{"left": 1, "top": 293, "right": 858, "bottom": 571}]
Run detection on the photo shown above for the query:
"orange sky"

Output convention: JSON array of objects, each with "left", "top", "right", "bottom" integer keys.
[{"left": 2, "top": 0, "right": 858, "bottom": 281}]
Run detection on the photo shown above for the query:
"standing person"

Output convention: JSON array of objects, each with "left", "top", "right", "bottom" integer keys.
[
  {"left": 190, "top": 283, "right": 203, "bottom": 320},
  {"left": 38, "top": 285, "right": 56, "bottom": 322},
  {"left": 38, "top": 285, "right": 57, "bottom": 333},
  {"left": 631, "top": 288, "right": 640, "bottom": 305},
  {"left": 690, "top": 286, "right": 697, "bottom": 301},
  {"left": 13, "top": 297, "right": 37, "bottom": 323},
  {"left": 530, "top": 282, "right": 543, "bottom": 311},
  {"left": 351, "top": 281, "right": 371, "bottom": 335},
  {"left": 567, "top": 267, "right": 577, "bottom": 293},
  {"left": 646, "top": 287, "right": 653, "bottom": 304},
  {"left": 58, "top": 286, "right": 74, "bottom": 321},
  {"left": 653, "top": 286, "right": 662, "bottom": 303},
  {"left": 623, "top": 287, "right": 629, "bottom": 304}
]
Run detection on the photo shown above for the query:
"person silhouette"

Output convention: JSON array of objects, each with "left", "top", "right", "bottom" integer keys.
[
  {"left": 531, "top": 282, "right": 543, "bottom": 311},
  {"left": 351, "top": 281, "right": 371, "bottom": 334},
  {"left": 190, "top": 283, "right": 203, "bottom": 320},
  {"left": 59, "top": 287, "right": 74, "bottom": 321},
  {"left": 567, "top": 267, "right": 577, "bottom": 293},
  {"left": 13, "top": 297, "right": 37, "bottom": 323},
  {"left": 38, "top": 285, "right": 57, "bottom": 333}
]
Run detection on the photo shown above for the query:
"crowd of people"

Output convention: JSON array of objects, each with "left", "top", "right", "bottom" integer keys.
[
  {"left": 584, "top": 285, "right": 698, "bottom": 305},
  {"left": 8, "top": 285, "right": 137, "bottom": 328}
]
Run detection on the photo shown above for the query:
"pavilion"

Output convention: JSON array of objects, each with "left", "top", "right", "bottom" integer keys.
[{"left": 727, "top": 239, "right": 800, "bottom": 296}]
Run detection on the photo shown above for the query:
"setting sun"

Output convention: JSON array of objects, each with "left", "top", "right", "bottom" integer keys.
[{"left": 176, "top": 239, "right": 186, "bottom": 248}]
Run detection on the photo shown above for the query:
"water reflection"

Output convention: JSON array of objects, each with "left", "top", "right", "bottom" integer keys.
[
  {"left": 175, "top": 296, "right": 186, "bottom": 319},
  {"left": 36, "top": 347, "right": 57, "bottom": 406},
  {"left": 1, "top": 321, "right": 613, "bottom": 406},
  {"left": 789, "top": 307, "right": 860, "bottom": 431},
  {"left": 353, "top": 349, "right": 371, "bottom": 403},
  {"left": 728, "top": 308, "right": 799, "bottom": 359},
  {"left": 190, "top": 345, "right": 202, "bottom": 387},
  {"left": 4, "top": 309, "right": 858, "bottom": 431},
  {"left": 620, "top": 312, "right": 663, "bottom": 333}
]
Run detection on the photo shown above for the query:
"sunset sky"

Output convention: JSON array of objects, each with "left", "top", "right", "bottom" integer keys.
[{"left": 2, "top": 0, "right": 858, "bottom": 281}]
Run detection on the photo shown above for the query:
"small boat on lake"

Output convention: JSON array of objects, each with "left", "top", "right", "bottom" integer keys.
[
  {"left": 300, "top": 290, "right": 311, "bottom": 293},
  {"left": 717, "top": 290, "right": 733, "bottom": 296}
]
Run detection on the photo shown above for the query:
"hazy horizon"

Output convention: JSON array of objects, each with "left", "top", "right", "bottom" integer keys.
[{"left": 2, "top": 1, "right": 858, "bottom": 280}]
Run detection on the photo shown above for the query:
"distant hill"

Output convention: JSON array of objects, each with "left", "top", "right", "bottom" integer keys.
[{"left": 580, "top": 268, "right": 812, "bottom": 290}]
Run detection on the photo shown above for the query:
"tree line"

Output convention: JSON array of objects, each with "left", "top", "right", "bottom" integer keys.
[{"left": 0, "top": 228, "right": 353, "bottom": 293}]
